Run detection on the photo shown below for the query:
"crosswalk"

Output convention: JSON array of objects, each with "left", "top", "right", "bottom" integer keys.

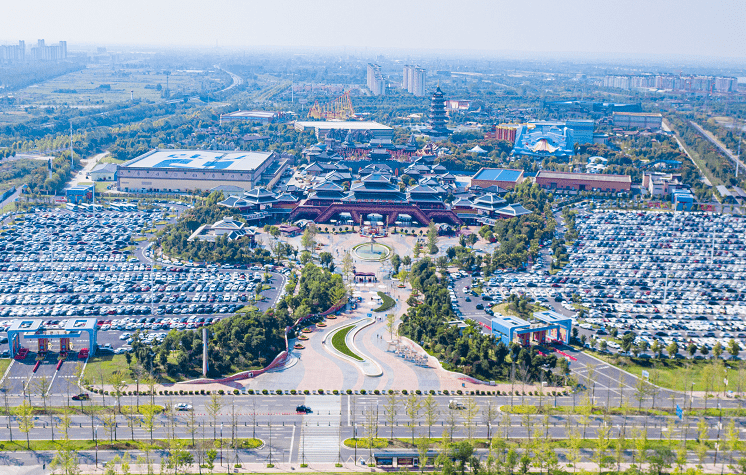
[{"left": 297, "top": 395, "right": 341, "bottom": 463}]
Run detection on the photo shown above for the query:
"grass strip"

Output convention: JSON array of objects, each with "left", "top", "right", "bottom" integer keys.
[
  {"left": 331, "top": 325, "right": 363, "bottom": 361},
  {"left": 0, "top": 437, "right": 261, "bottom": 452},
  {"left": 373, "top": 292, "right": 395, "bottom": 312}
]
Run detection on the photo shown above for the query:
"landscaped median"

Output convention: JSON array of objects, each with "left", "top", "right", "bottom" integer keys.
[
  {"left": 323, "top": 318, "right": 382, "bottom": 377},
  {"left": 0, "top": 437, "right": 262, "bottom": 452},
  {"left": 373, "top": 291, "right": 395, "bottom": 312},
  {"left": 330, "top": 324, "right": 363, "bottom": 361}
]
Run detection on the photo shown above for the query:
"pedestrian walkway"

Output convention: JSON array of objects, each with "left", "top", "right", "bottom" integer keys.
[{"left": 297, "top": 395, "right": 341, "bottom": 463}]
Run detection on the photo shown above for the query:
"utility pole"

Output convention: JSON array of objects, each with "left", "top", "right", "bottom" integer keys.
[{"left": 69, "top": 123, "right": 73, "bottom": 169}]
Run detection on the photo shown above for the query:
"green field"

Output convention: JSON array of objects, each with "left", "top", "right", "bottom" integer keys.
[
  {"left": 17, "top": 65, "right": 229, "bottom": 106},
  {"left": 589, "top": 351, "right": 744, "bottom": 392},
  {"left": 82, "top": 354, "right": 132, "bottom": 385},
  {"left": 330, "top": 325, "right": 363, "bottom": 361}
]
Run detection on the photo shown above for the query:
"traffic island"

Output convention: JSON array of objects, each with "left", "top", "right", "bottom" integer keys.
[{"left": 323, "top": 319, "right": 382, "bottom": 377}]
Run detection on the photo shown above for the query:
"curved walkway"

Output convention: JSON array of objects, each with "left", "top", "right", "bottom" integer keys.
[{"left": 323, "top": 318, "right": 382, "bottom": 377}]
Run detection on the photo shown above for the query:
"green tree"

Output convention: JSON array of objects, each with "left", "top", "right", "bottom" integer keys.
[
  {"left": 427, "top": 222, "right": 439, "bottom": 254},
  {"left": 404, "top": 393, "right": 422, "bottom": 446},
  {"left": 383, "top": 392, "right": 398, "bottom": 440},
  {"left": 667, "top": 341, "right": 679, "bottom": 359},
  {"left": 301, "top": 228, "right": 316, "bottom": 252},
  {"left": 206, "top": 393, "right": 222, "bottom": 442},
  {"left": 17, "top": 400, "right": 34, "bottom": 449},
  {"left": 423, "top": 394, "right": 439, "bottom": 439},
  {"left": 728, "top": 339, "right": 742, "bottom": 359}
]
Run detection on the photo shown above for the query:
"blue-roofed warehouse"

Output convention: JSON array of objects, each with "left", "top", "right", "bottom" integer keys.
[{"left": 470, "top": 167, "right": 524, "bottom": 190}]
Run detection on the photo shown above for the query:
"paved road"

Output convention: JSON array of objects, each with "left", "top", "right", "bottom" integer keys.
[
  {"left": 0, "top": 393, "right": 741, "bottom": 467},
  {"left": 689, "top": 120, "right": 745, "bottom": 174}
]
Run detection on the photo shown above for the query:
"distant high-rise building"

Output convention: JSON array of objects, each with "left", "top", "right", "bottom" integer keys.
[
  {"left": 367, "top": 63, "right": 385, "bottom": 96},
  {"left": 0, "top": 40, "right": 25, "bottom": 63},
  {"left": 403, "top": 65, "right": 426, "bottom": 96},
  {"left": 427, "top": 86, "right": 450, "bottom": 139},
  {"left": 606, "top": 74, "right": 736, "bottom": 94},
  {"left": 30, "top": 39, "right": 67, "bottom": 61}
]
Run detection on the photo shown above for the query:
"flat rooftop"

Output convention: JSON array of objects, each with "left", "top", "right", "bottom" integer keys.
[
  {"left": 222, "top": 111, "right": 278, "bottom": 118},
  {"left": 294, "top": 121, "right": 392, "bottom": 131},
  {"left": 533, "top": 310, "right": 572, "bottom": 325},
  {"left": 124, "top": 149, "right": 274, "bottom": 172},
  {"left": 535, "top": 170, "right": 631, "bottom": 183},
  {"left": 473, "top": 168, "right": 523, "bottom": 182},
  {"left": 613, "top": 112, "right": 663, "bottom": 117},
  {"left": 492, "top": 314, "right": 529, "bottom": 330}
]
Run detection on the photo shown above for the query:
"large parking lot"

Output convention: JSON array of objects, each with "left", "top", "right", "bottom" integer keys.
[
  {"left": 0, "top": 209, "right": 286, "bottom": 357},
  {"left": 449, "top": 208, "right": 746, "bottom": 359}
]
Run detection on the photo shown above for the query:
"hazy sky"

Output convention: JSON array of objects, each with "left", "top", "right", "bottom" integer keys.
[{"left": 2, "top": 0, "right": 744, "bottom": 59}]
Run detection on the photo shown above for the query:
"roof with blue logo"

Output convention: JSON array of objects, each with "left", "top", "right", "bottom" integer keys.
[
  {"left": 124, "top": 149, "right": 274, "bottom": 172},
  {"left": 472, "top": 168, "right": 524, "bottom": 182}
]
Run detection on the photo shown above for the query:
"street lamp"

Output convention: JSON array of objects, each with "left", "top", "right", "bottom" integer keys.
[{"left": 95, "top": 426, "right": 98, "bottom": 467}]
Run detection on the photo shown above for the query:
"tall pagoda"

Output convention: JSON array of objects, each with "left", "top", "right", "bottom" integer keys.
[{"left": 427, "top": 86, "right": 450, "bottom": 139}]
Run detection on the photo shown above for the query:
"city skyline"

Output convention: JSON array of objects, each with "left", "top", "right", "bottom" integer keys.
[{"left": 0, "top": 0, "right": 744, "bottom": 60}]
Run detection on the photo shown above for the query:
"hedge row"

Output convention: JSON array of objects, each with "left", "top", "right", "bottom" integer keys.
[{"left": 86, "top": 387, "right": 570, "bottom": 397}]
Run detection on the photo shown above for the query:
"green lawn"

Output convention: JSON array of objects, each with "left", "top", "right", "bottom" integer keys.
[
  {"left": 373, "top": 292, "right": 396, "bottom": 312},
  {"left": 0, "top": 358, "right": 11, "bottom": 377},
  {"left": 589, "top": 351, "right": 743, "bottom": 392},
  {"left": 99, "top": 155, "right": 125, "bottom": 165},
  {"left": 330, "top": 325, "right": 363, "bottom": 361},
  {"left": 0, "top": 437, "right": 260, "bottom": 452},
  {"left": 82, "top": 354, "right": 133, "bottom": 385}
]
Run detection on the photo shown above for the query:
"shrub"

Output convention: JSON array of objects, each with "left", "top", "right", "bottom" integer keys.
[
  {"left": 262, "top": 389, "right": 269, "bottom": 395},
  {"left": 388, "top": 389, "right": 394, "bottom": 395},
  {"left": 218, "top": 390, "right": 224, "bottom": 395},
  {"left": 247, "top": 389, "right": 254, "bottom": 395},
  {"left": 456, "top": 390, "right": 463, "bottom": 395},
  {"left": 200, "top": 390, "right": 205, "bottom": 395},
  {"left": 402, "top": 390, "right": 408, "bottom": 395},
  {"left": 318, "top": 389, "right": 324, "bottom": 394},
  {"left": 415, "top": 390, "right": 422, "bottom": 395},
  {"left": 304, "top": 390, "right": 310, "bottom": 395},
  {"left": 333, "top": 390, "right": 339, "bottom": 395},
  {"left": 443, "top": 390, "right": 449, "bottom": 395},
  {"left": 360, "top": 389, "right": 366, "bottom": 395},
  {"left": 290, "top": 390, "right": 297, "bottom": 395},
  {"left": 373, "top": 389, "right": 380, "bottom": 395},
  {"left": 347, "top": 389, "right": 352, "bottom": 395},
  {"left": 276, "top": 389, "right": 283, "bottom": 395},
  {"left": 233, "top": 389, "right": 240, "bottom": 395},
  {"left": 430, "top": 390, "right": 436, "bottom": 395}
]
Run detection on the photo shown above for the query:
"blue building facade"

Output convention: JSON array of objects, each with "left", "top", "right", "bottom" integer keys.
[
  {"left": 672, "top": 189, "right": 695, "bottom": 211},
  {"left": 513, "top": 123, "right": 575, "bottom": 159},
  {"left": 66, "top": 185, "right": 94, "bottom": 204},
  {"left": 491, "top": 311, "right": 573, "bottom": 346}
]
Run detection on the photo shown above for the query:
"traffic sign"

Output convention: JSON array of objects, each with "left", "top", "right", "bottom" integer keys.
[
  {"left": 676, "top": 404, "right": 683, "bottom": 421},
  {"left": 642, "top": 370, "right": 650, "bottom": 379}
]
